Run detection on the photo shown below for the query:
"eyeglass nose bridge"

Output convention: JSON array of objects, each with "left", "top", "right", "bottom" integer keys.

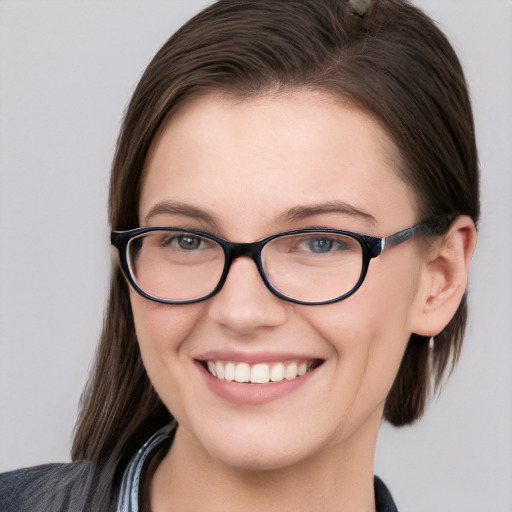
[{"left": 216, "top": 239, "right": 272, "bottom": 294}]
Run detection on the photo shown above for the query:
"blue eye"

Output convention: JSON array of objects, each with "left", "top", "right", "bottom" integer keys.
[
  {"left": 172, "top": 234, "right": 203, "bottom": 250},
  {"left": 158, "top": 232, "right": 217, "bottom": 252},
  {"left": 305, "top": 237, "right": 347, "bottom": 253}
]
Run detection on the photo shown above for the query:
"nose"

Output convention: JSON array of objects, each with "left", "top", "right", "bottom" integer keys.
[{"left": 207, "top": 256, "right": 288, "bottom": 335}]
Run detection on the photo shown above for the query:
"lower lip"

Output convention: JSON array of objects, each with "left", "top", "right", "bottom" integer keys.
[{"left": 196, "top": 362, "right": 320, "bottom": 405}]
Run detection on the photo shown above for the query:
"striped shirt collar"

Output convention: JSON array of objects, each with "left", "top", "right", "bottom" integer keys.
[{"left": 117, "top": 423, "right": 176, "bottom": 512}]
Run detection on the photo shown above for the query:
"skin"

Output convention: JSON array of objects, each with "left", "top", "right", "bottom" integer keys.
[{"left": 129, "top": 90, "right": 476, "bottom": 512}]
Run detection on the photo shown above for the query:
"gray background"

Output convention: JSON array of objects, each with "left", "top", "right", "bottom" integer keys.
[{"left": 0, "top": 1, "right": 511, "bottom": 510}]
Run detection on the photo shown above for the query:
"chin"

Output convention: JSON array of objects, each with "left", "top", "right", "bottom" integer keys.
[
  {"left": 183, "top": 414, "right": 330, "bottom": 473},
  {"left": 207, "top": 439, "right": 312, "bottom": 472}
]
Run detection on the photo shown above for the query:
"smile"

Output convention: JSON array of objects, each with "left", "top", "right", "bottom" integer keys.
[{"left": 204, "top": 360, "right": 321, "bottom": 384}]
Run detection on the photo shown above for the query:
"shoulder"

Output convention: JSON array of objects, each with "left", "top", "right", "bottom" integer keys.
[{"left": 0, "top": 461, "right": 94, "bottom": 512}]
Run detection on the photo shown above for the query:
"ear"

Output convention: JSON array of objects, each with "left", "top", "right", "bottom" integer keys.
[{"left": 411, "top": 215, "right": 477, "bottom": 337}]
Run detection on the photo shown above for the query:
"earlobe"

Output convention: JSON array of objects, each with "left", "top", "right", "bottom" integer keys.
[{"left": 412, "top": 215, "right": 477, "bottom": 337}]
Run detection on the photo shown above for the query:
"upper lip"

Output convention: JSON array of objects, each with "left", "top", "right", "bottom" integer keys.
[{"left": 194, "top": 350, "right": 324, "bottom": 365}]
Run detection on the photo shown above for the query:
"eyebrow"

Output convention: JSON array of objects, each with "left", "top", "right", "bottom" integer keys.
[
  {"left": 143, "top": 201, "right": 220, "bottom": 229},
  {"left": 279, "top": 201, "right": 377, "bottom": 227},
  {"left": 143, "top": 199, "right": 376, "bottom": 230}
]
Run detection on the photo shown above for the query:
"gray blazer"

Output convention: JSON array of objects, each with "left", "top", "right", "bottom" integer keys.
[{"left": 0, "top": 462, "right": 105, "bottom": 512}]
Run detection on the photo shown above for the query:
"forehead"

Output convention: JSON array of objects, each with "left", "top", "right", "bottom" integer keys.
[{"left": 140, "top": 90, "right": 417, "bottom": 235}]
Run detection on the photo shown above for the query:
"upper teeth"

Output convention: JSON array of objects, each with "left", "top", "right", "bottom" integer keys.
[{"left": 206, "top": 360, "right": 310, "bottom": 384}]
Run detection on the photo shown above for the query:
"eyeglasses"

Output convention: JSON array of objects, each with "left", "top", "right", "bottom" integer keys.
[{"left": 111, "top": 218, "right": 452, "bottom": 306}]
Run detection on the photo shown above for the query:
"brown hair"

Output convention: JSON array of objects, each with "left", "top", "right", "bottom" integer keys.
[{"left": 72, "top": 0, "right": 479, "bottom": 500}]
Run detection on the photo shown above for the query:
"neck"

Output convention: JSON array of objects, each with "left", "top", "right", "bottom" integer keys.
[{"left": 150, "top": 419, "right": 381, "bottom": 512}]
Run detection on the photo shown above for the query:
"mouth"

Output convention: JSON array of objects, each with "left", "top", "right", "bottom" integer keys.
[{"left": 201, "top": 359, "right": 323, "bottom": 384}]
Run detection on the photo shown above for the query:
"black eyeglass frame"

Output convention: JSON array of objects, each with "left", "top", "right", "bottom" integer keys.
[{"left": 111, "top": 217, "right": 455, "bottom": 306}]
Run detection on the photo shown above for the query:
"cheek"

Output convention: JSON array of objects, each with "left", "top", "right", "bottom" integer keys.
[
  {"left": 130, "top": 291, "right": 202, "bottom": 352},
  {"left": 359, "top": 250, "right": 423, "bottom": 340},
  {"left": 129, "top": 291, "right": 206, "bottom": 405},
  {"left": 306, "top": 254, "right": 422, "bottom": 403}
]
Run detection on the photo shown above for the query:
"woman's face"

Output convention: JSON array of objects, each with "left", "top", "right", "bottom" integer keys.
[{"left": 131, "top": 90, "right": 426, "bottom": 471}]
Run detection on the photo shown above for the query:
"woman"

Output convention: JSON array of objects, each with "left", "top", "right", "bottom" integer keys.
[{"left": 0, "top": 0, "right": 479, "bottom": 510}]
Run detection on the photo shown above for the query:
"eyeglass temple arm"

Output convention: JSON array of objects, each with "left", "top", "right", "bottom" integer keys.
[{"left": 377, "top": 216, "right": 456, "bottom": 256}]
